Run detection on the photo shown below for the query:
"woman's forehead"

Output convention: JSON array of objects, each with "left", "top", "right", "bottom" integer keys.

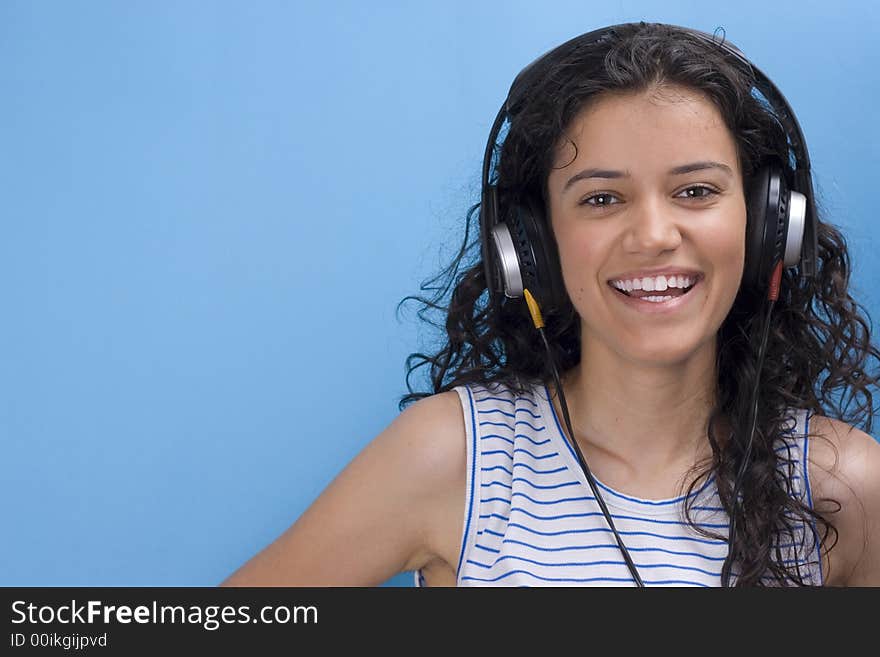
[{"left": 551, "top": 85, "right": 740, "bottom": 177}]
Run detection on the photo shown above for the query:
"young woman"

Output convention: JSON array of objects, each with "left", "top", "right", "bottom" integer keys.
[{"left": 221, "top": 22, "right": 880, "bottom": 587}]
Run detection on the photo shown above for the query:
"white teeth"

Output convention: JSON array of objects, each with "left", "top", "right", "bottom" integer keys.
[{"left": 609, "top": 274, "right": 696, "bottom": 291}]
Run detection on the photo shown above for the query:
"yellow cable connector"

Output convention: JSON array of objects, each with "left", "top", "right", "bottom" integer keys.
[{"left": 523, "top": 288, "right": 545, "bottom": 330}]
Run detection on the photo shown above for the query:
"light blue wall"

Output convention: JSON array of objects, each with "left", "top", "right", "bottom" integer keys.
[{"left": 1, "top": 1, "right": 877, "bottom": 586}]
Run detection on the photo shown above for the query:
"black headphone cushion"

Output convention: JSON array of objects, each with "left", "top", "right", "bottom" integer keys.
[
  {"left": 744, "top": 164, "right": 788, "bottom": 293},
  {"left": 509, "top": 198, "right": 568, "bottom": 313}
]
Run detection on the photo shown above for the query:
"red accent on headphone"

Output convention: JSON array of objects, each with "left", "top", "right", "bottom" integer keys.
[{"left": 768, "top": 260, "right": 784, "bottom": 301}]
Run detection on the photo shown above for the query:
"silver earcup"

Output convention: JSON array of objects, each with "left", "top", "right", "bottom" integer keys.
[
  {"left": 490, "top": 223, "right": 524, "bottom": 299},
  {"left": 784, "top": 190, "right": 807, "bottom": 268}
]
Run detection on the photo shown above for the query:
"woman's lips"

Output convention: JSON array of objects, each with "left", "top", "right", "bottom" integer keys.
[{"left": 608, "top": 277, "right": 702, "bottom": 315}]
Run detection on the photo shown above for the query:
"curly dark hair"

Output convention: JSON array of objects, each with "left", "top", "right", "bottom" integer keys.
[{"left": 396, "top": 22, "right": 880, "bottom": 586}]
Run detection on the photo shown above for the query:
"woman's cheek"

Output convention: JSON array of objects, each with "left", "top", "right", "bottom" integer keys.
[{"left": 557, "top": 239, "right": 605, "bottom": 309}]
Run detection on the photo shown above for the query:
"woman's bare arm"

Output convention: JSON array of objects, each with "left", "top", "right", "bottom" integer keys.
[{"left": 219, "top": 390, "right": 465, "bottom": 586}]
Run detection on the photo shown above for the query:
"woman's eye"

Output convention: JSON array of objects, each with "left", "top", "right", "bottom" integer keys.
[
  {"left": 580, "top": 193, "right": 619, "bottom": 208},
  {"left": 677, "top": 185, "right": 719, "bottom": 200}
]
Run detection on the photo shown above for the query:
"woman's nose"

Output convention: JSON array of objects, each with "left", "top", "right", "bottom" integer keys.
[{"left": 622, "top": 198, "right": 683, "bottom": 256}]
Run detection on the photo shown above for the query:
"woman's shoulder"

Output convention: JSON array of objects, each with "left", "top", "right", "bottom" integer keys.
[
  {"left": 399, "top": 378, "right": 537, "bottom": 473},
  {"left": 398, "top": 378, "right": 536, "bottom": 478},
  {"left": 805, "top": 413, "right": 880, "bottom": 586},
  {"left": 806, "top": 414, "right": 879, "bottom": 508},
  {"left": 397, "top": 389, "right": 468, "bottom": 478}
]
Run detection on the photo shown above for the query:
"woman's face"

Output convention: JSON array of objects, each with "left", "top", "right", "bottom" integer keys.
[{"left": 546, "top": 84, "right": 747, "bottom": 367}]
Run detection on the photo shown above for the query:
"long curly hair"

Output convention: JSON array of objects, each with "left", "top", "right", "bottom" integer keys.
[{"left": 397, "top": 22, "right": 880, "bottom": 586}]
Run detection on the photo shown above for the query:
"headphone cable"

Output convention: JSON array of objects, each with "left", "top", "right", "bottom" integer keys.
[
  {"left": 720, "top": 261, "right": 783, "bottom": 586},
  {"left": 524, "top": 290, "right": 645, "bottom": 587}
]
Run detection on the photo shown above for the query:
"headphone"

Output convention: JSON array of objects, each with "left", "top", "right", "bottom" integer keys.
[
  {"left": 477, "top": 22, "right": 821, "bottom": 587},
  {"left": 480, "top": 22, "right": 818, "bottom": 315}
]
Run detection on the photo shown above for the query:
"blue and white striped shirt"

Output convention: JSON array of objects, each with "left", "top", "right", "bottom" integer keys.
[{"left": 415, "top": 379, "right": 822, "bottom": 587}]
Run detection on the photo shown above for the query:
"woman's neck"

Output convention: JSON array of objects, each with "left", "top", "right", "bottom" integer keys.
[{"left": 555, "top": 336, "right": 720, "bottom": 476}]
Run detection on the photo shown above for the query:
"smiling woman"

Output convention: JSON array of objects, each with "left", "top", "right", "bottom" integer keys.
[{"left": 220, "top": 21, "right": 880, "bottom": 588}]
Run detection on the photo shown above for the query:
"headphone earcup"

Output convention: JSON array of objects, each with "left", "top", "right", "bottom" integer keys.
[
  {"left": 504, "top": 198, "right": 567, "bottom": 313},
  {"left": 743, "top": 163, "right": 790, "bottom": 294}
]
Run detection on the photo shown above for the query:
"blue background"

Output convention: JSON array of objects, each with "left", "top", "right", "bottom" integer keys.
[{"left": 2, "top": 1, "right": 877, "bottom": 587}]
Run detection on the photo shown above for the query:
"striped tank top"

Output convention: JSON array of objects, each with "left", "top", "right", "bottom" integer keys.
[{"left": 414, "top": 379, "right": 823, "bottom": 587}]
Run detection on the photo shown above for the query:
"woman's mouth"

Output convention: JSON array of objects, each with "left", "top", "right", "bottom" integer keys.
[{"left": 607, "top": 274, "right": 703, "bottom": 314}]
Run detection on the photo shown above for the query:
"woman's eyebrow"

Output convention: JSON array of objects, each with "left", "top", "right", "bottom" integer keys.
[{"left": 562, "top": 160, "right": 734, "bottom": 192}]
